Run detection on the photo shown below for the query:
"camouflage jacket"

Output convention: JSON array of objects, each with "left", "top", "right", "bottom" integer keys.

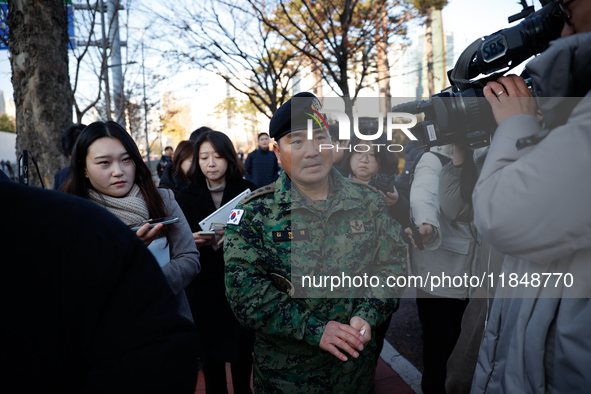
[{"left": 224, "top": 168, "right": 407, "bottom": 394}]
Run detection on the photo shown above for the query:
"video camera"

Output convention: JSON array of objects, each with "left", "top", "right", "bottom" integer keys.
[{"left": 393, "top": 0, "right": 570, "bottom": 151}]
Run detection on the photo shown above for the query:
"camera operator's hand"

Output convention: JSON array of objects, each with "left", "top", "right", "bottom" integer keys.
[{"left": 483, "top": 75, "right": 536, "bottom": 125}]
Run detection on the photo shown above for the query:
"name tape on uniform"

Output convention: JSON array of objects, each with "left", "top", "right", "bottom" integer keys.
[
  {"left": 273, "top": 229, "right": 310, "bottom": 242},
  {"left": 227, "top": 209, "right": 245, "bottom": 225}
]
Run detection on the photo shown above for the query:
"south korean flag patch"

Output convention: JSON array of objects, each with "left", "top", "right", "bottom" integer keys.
[{"left": 227, "top": 209, "right": 245, "bottom": 226}]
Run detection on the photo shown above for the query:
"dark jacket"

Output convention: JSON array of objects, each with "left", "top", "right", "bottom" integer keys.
[
  {"left": 1, "top": 181, "right": 198, "bottom": 394},
  {"left": 388, "top": 179, "right": 411, "bottom": 229},
  {"left": 159, "top": 165, "right": 187, "bottom": 194},
  {"left": 53, "top": 166, "right": 70, "bottom": 191},
  {"left": 177, "top": 177, "right": 256, "bottom": 361},
  {"left": 367, "top": 172, "right": 411, "bottom": 229},
  {"left": 396, "top": 140, "right": 420, "bottom": 187},
  {"left": 340, "top": 169, "right": 411, "bottom": 229},
  {"left": 245, "top": 147, "right": 280, "bottom": 188},
  {"left": 157, "top": 155, "right": 172, "bottom": 178},
  {"left": 0, "top": 168, "right": 11, "bottom": 182}
]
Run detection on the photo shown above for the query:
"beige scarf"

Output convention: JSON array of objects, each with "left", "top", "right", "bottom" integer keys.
[
  {"left": 207, "top": 179, "right": 226, "bottom": 209},
  {"left": 88, "top": 184, "right": 149, "bottom": 226}
]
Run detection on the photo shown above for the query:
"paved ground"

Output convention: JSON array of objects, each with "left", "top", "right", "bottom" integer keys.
[
  {"left": 194, "top": 355, "right": 416, "bottom": 394},
  {"left": 386, "top": 296, "right": 423, "bottom": 372}
]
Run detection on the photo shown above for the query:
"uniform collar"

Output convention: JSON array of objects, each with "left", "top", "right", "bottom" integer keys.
[
  {"left": 274, "top": 172, "right": 292, "bottom": 206},
  {"left": 274, "top": 168, "right": 365, "bottom": 211}
]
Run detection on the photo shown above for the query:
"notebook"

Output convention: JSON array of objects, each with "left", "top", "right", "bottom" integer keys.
[{"left": 199, "top": 188, "right": 251, "bottom": 231}]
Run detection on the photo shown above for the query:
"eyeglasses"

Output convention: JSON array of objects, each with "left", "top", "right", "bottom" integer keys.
[{"left": 351, "top": 151, "right": 377, "bottom": 161}]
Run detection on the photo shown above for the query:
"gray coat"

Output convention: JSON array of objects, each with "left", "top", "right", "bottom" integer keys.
[
  {"left": 439, "top": 149, "right": 507, "bottom": 394},
  {"left": 471, "top": 32, "right": 591, "bottom": 393},
  {"left": 157, "top": 188, "right": 201, "bottom": 321},
  {"left": 409, "top": 147, "right": 479, "bottom": 299}
]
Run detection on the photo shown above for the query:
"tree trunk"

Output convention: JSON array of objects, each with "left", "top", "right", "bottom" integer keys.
[
  {"left": 8, "top": 0, "right": 73, "bottom": 188},
  {"left": 338, "top": 0, "right": 352, "bottom": 100},
  {"left": 312, "top": 64, "right": 323, "bottom": 97},
  {"left": 425, "top": 6, "right": 434, "bottom": 97},
  {"left": 312, "top": 40, "right": 324, "bottom": 97},
  {"left": 376, "top": 6, "right": 391, "bottom": 115}
]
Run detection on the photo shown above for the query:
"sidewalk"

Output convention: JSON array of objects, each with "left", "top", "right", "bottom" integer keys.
[{"left": 194, "top": 340, "right": 420, "bottom": 394}]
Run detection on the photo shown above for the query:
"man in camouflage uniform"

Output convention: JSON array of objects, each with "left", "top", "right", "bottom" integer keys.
[{"left": 224, "top": 92, "right": 407, "bottom": 393}]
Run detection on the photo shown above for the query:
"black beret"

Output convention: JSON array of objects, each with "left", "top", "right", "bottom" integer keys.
[{"left": 269, "top": 92, "right": 327, "bottom": 141}]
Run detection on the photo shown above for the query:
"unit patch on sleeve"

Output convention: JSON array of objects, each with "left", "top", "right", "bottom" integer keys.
[{"left": 227, "top": 209, "right": 245, "bottom": 225}]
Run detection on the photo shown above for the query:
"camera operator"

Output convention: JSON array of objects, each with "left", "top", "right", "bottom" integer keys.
[
  {"left": 437, "top": 143, "right": 506, "bottom": 394},
  {"left": 470, "top": 1, "right": 591, "bottom": 391}
]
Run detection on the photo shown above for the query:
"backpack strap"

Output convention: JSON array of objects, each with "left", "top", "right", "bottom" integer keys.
[{"left": 409, "top": 151, "right": 451, "bottom": 186}]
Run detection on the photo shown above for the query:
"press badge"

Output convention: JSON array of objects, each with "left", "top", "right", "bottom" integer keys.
[{"left": 272, "top": 229, "right": 309, "bottom": 242}]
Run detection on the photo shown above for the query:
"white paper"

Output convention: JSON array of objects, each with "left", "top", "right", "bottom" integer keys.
[{"left": 148, "top": 237, "right": 170, "bottom": 268}]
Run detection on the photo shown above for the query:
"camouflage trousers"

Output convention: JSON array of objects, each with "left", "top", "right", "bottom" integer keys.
[{"left": 252, "top": 333, "right": 377, "bottom": 394}]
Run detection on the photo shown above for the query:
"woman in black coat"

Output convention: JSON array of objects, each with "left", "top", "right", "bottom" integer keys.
[{"left": 177, "top": 131, "right": 256, "bottom": 394}]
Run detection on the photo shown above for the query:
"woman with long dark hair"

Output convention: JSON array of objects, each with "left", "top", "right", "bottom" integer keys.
[
  {"left": 159, "top": 140, "right": 195, "bottom": 193},
  {"left": 177, "top": 131, "right": 255, "bottom": 394},
  {"left": 63, "top": 121, "right": 200, "bottom": 321}
]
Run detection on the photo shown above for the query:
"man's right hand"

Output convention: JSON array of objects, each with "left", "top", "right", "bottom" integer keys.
[{"left": 319, "top": 321, "right": 365, "bottom": 362}]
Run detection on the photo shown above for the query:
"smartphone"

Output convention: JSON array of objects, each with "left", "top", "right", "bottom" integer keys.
[
  {"left": 130, "top": 216, "right": 180, "bottom": 232},
  {"left": 209, "top": 223, "right": 226, "bottom": 231},
  {"left": 198, "top": 231, "right": 216, "bottom": 236}
]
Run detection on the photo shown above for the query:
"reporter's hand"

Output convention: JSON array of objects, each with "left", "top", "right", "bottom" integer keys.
[
  {"left": 136, "top": 223, "right": 164, "bottom": 247},
  {"left": 215, "top": 229, "right": 225, "bottom": 247},
  {"left": 319, "top": 321, "right": 365, "bottom": 362},
  {"left": 483, "top": 75, "right": 536, "bottom": 125},
  {"left": 404, "top": 223, "right": 434, "bottom": 249},
  {"left": 380, "top": 186, "right": 399, "bottom": 206},
  {"left": 193, "top": 232, "right": 215, "bottom": 248},
  {"left": 350, "top": 316, "right": 371, "bottom": 346}
]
